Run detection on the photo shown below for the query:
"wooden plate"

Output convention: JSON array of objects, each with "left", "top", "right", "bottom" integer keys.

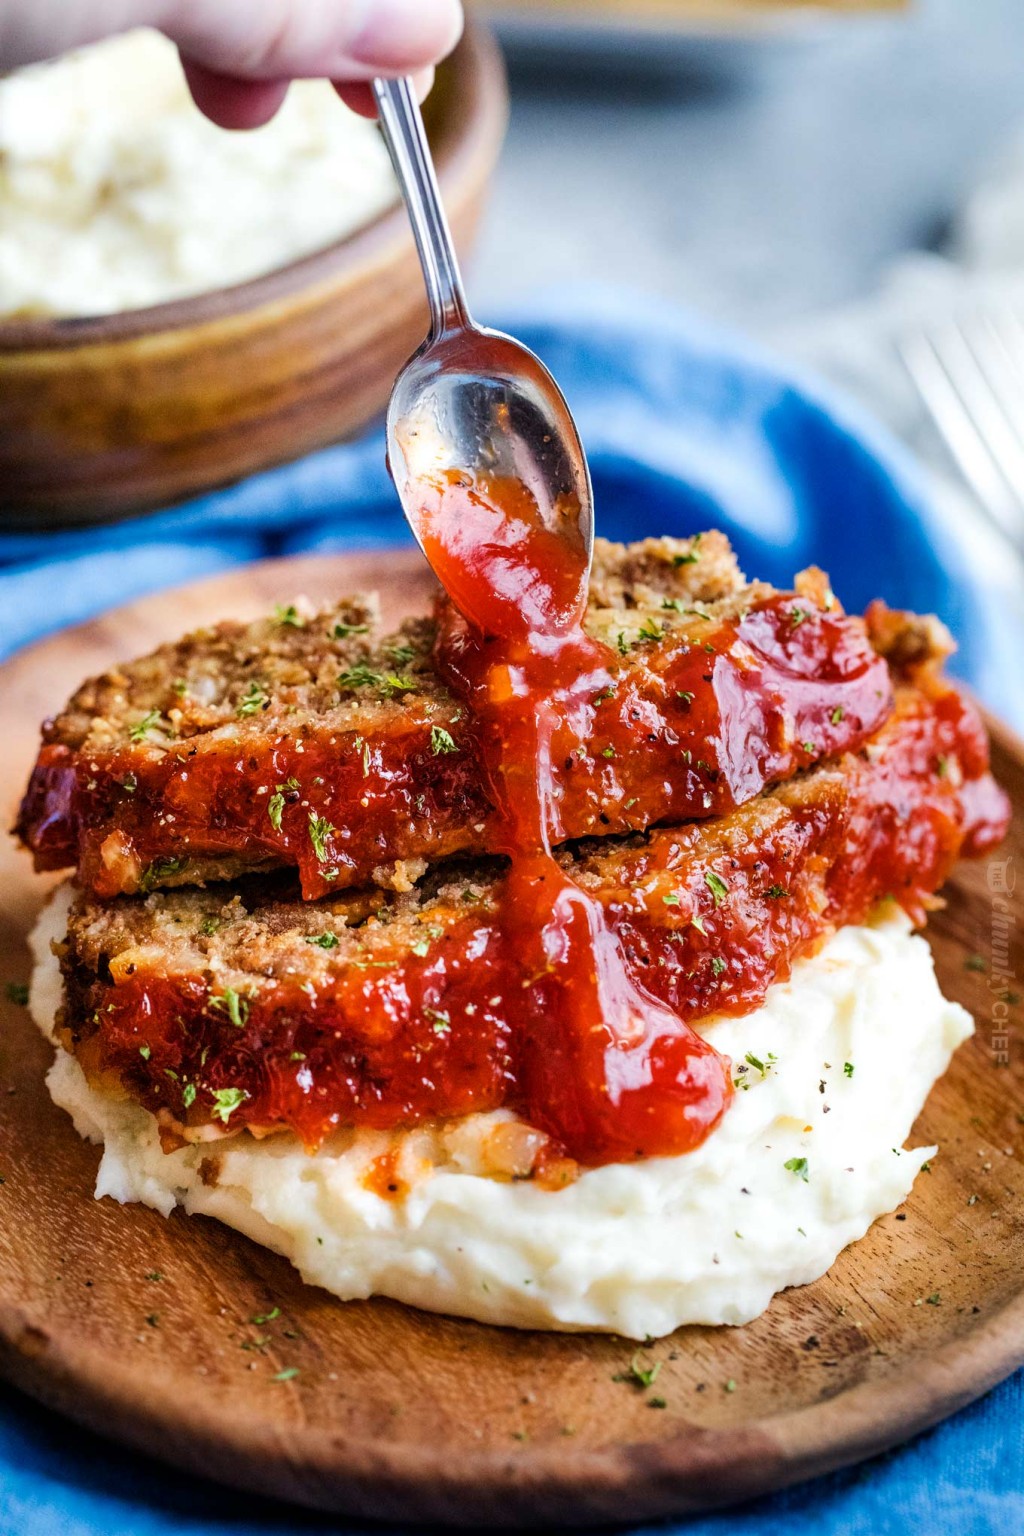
[{"left": 0, "top": 551, "right": 1021, "bottom": 1528}]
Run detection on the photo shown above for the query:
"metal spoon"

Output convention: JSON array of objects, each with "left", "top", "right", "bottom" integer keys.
[{"left": 372, "top": 76, "right": 594, "bottom": 608}]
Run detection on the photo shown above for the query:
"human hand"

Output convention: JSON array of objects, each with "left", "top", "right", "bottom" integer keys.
[{"left": 0, "top": 0, "right": 464, "bottom": 125}]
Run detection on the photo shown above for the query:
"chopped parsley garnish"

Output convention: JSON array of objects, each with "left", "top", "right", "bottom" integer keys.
[
  {"left": 648, "top": 1397, "right": 667, "bottom": 1410},
  {"left": 337, "top": 664, "right": 414, "bottom": 694},
  {"left": 237, "top": 681, "right": 269, "bottom": 717},
  {"left": 171, "top": 679, "right": 188, "bottom": 698},
  {"left": 790, "top": 608, "right": 811, "bottom": 627},
  {"left": 383, "top": 674, "right": 417, "bottom": 695},
  {"left": 5, "top": 982, "right": 28, "bottom": 1007},
  {"left": 128, "top": 710, "right": 165, "bottom": 743},
  {"left": 784, "top": 1156, "right": 810, "bottom": 1182},
  {"left": 182, "top": 1082, "right": 197, "bottom": 1109},
  {"left": 139, "top": 857, "right": 185, "bottom": 893},
  {"left": 332, "top": 620, "right": 369, "bottom": 639},
  {"left": 637, "top": 617, "right": 664, "bottom": 642},
  {"left": 676, "top": 690, "right": 694, "bottom": 705},
  {"left": 308, "top": 812, "right": 336, "bottom": 863},
  {"left": 120, "top": 772, "right": 138, "bottom": 794},
  {"left": 711, "top": 957, "right": 727, "bottom": 976},
  {"left": 273, "top": 604, "right": 305, "bottom": 628},
  {"left": 267, "top": 777, "right": 300, "bottom": 833},
  {"left": 352, "top": 734, "right": 371, "bottom": 775},
  {"left": 272, "top": 1367, "right": 300, "bottom": 1382},
  {"left": 138, "top": 1045, "right": 151, "bottom": 1060},
  {"left": 431, "top": 725, "right": 458, "bottom": 755},
  {"left": 744, "top": 1051, "right": 768, "bottom": 1075},
  {"left": 843, "top": 1061, "right": 854, "bottom": 1078},
  {"left": 425, "top": 1008, "right": 451, "bottom": 1035},
  {"left": 337, "top": 662, "right": 382, "bottom": 690},
  {"left": 601, "top": 745, "right": 615, "bottom": 759},
  {"left": 672, "top": 538, "right": 702, "bottom": 566},
  {"left": 594, "top": 685, "right": 616, "bottom": 704},
  {"left": 251, "top": 1307, "right": 281, "bottom": 1324},
  {"left": 211, "top": 1087, "right": 247, "bottom": 1124},
  {"left": 388, "top": 644, "right": 417, "bottom": 665},
  {"left": 723, "top": 1378, "right": 737, "bottom": 1394},
  {"left": 764, "top": 884, "right": 789, "bottom": 900},
  {"left": 690, "top": 914, "right": 708, "bottom": 936},
  {"left": 831, "top": 705, "right": 845, "bottom": 725},
  {"left": 614, "top": 1351, "right": 662, "bottom": 1390},
  {"left": 704, "top": 871, "right": 729, "bottom": 907},
  {"left": 802, "top": 740, "right": 816, "bottom": 754},
  {"left": 964, "top": 954, "right": 986, "bottom": 973},
  {"left": 306, "top": 931, "right": 339, "bottom": 949},
  {"left": 616, "top": 631, "right": 631, "bottom": 656},
  {"left": 199, "top": 916, "right": 222, "bottom": 937},
  {"left": 209, "top": 987, "right": 249, "bottom": 1029},
  {"left": 662, "top": 893, "right": 680, "bottom": 907}
]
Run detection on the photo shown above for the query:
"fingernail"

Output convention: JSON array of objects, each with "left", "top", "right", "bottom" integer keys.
[{"left": 348, "top": 0, "right": 462, "bottom": 69}]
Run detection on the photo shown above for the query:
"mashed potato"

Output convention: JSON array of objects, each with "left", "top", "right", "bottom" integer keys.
[
  {"left": 0, "top": 30, "right": 397, "bottom": 318},
  {"left": 29, "top": 887, "right": 972, "bottom": 1339}
]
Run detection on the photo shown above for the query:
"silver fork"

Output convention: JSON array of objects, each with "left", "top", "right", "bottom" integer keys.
[{"left": 899, "top": 309, "right": 1024, "bottom": 553}]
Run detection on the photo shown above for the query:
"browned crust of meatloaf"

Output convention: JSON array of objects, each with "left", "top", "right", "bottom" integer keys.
[
  {"left": 17, "top": 524, "right": 959, "bottom": 905},
  {"left": 40, "top": 533, "right": 741, "bottom": 756},
  {"left": 55, "top": 684, "right": 958, "bottom": 995}
]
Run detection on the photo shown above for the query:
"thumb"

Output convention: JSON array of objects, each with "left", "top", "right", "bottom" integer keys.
[{"left": 161, "top": 0, "right": 463, "bottom": 82}]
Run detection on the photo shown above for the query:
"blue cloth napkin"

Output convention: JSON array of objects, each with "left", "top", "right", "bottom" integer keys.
[{"left": 1, "top": 294, "right": 1021, "bottom": 1536}]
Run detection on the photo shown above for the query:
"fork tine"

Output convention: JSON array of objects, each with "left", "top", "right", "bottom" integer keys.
[
  {"left": 936, "top": 321, "right": 1024, "bottom": 493},
  {"left": 899, "top": 329, "right": 1024, "bottom": 544},
  {"left": 994, "top": 307, "right": 1024, "bottom": 375},
  {"left": 979, "top": 313, "right": 1024, "bottom": 400},
  {"left": 899, "top": 325, "right": 1024, "bottom": 549},
  {"left": 959, "top": 317, "right": 1024, "bottom": 469}
]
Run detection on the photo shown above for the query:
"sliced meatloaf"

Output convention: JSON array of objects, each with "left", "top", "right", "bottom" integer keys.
[
  {"left": 18, "top": 533, "right": 897, "bottom": 899},
  {"left": 49, "top": 677, "right": 1010, "bottom": 1159}
]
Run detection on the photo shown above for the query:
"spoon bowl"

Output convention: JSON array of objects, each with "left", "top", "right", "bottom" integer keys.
[
  {"left": 372, "top": 77, "right": 593, "bottom": 595},
  {"left": 386, "top": 324, "right": 594, "bottom": 568}
]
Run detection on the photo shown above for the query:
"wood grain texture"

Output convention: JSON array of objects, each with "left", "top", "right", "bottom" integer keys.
[
  {"left": 0, "top": 551, "right": 1021, "bottom": 1527},
  {"left": 0, "top": 27, "right": 507, "bottom": 528}
]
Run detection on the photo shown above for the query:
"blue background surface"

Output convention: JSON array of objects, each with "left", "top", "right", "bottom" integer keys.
[{"left": 1, "top": 299, "right": 1021, "bottom": 1534}]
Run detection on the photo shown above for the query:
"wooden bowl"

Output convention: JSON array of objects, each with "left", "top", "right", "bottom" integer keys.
[{"left": 0, "top": 25, "right": 507, "bottom": 528}]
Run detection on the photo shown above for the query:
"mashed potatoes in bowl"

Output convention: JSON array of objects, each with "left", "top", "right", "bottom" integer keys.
[
  {"left": 0, "top": 25, "right": 505, "bottom": 520},
  {"left": 0, "top": 30, "right": 399, "bottom": 319}
]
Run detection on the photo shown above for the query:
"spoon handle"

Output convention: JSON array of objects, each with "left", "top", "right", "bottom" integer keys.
[{"left": 372, "top": 77, "right": 471, "bottom": 338}]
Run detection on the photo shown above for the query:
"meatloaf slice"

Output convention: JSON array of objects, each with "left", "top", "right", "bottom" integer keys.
[
  {"left": 51, "top": 677, "right": 1009, "bottom": 1159},
  {"left": 18, "top": 532, "right": 895, "bottom": 900}
]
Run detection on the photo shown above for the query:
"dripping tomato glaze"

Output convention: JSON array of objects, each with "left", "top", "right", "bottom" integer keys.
[
  {"left": 68, "top": 477, "right": 1011, "bottom": 1164},
  {"left": 416, "top": 468, "right": 731, "bottom": 1164}
]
